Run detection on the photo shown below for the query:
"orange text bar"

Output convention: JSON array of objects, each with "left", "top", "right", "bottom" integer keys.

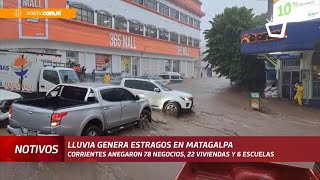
[{"left": 0, "top": 8, "right": 76, "bottom": 18}]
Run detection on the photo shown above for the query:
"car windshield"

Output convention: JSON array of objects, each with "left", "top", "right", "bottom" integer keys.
[
  {"left": 155, "top": 81, "right": 171, "bottom": 91},
  {"left": 59, "top": 70, "right": 80, "bottom": 83}
]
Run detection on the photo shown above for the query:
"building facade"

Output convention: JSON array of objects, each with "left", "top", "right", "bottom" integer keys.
[
  {"left": 0, "top": 0, "right": 204, "bottom": 77},
  {"left": 241, "top": 21, "right": 320, "bottom": 107}
]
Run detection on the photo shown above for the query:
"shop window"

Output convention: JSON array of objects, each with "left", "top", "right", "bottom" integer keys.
[
  {"left": 96, "top": 54, "right": 111, "bottom": 72},
  {"left": 165, "top": 60, "right": 172, "bottom": 72},
  {"left": 188, "top": 37, "right": 193, "bottom": 46},
  {"left": 0, "top": 0, "right": 3, "bottom": 8},
  {"left": 133, "top": 0, "right": 143, "bottom": 5},
  {"left": 173, "top": 60, "right": 180, "bottom": 72},
  {"left": 194, "top": 19, "right": 201, "bottom": 28},
  {"left": 180, "top": 35, "right": 187, "bottom": 45},
  {"left": 69, "top": 4, "right": 94, "bottom": 24},
  {"left": 170, "top": 8, "right": 179, "bottom": 20},
  {"left": 159, "top": 3, "right": 169, "bottom": 16},
  {"left": 66, "top": 51, "right": 79, "bottom": 65},
  {"left": 132, "top": 57, "right": 140, "bottom": 77},
  {"left": 144, "top": 0, "right": 157, "bottom": 11},
  {"left": 180, "top": 13, "right": 188, "bottom": 23},
  {"left": 193, "top": 39, "right": 200, "bottom": 47},
  {"left": 97, "top": 11, "right": 112, "bottom": 28},
  {"left": 145, "top": 26, "right": 157, "bottom": 38},
  {"left": 129, "top": 20, "right": 144, "bottom": 35},
  {"left": 115, "top": 16, "right": 127, "bottom": 31},
  {"left": 170, "top": 32, "right": 178, "bottom": 43},
  {"left": 188, "top": 16, "right": 194, "bottom": 26},
  {"left": 159, "top": 29, "right": 169, "bottom": 40},
  {"left": 121, "top": 56, "right": 131, "bottom": 76}
]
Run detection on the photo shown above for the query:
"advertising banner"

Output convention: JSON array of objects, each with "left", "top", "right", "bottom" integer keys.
[
  {"left": 1, "top": 136, "right": 320, "bottom": 162},
  {"left": 273, "top": 0, "right": 320, "bottom": 23}
]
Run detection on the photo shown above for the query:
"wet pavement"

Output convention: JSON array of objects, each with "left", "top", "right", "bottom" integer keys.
[{"left": 0, "top": 76, "right": 319, "bottom": 179}]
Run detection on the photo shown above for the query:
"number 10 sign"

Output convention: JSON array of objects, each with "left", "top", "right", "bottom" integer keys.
[{"left": 273, "top": 0, "right": 320, "bottom": 23}]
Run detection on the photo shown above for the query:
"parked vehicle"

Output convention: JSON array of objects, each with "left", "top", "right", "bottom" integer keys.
[
  {"left": 159, "top": 72, "right": 184, "bottom": 84},
  {"left": 7, "top": 83, "right": 152, "bottom": 136},
  {"left": 140, "top": 74, "right": 166, "bottom": 84},
  {"left": 121, "top": 78, "right": 193, "bottom": 117},
  {"left": 0, "top": 89, "right": 22, "bottom": 121},
  {"left": 0, "top": 50, "right": 79, "bottom": 95},
  {"left": 175, "top": 162, "right": 320, "bottom": 180}
]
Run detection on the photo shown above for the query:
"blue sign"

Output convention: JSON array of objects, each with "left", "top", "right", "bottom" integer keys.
[
  {"left": 241, "top": 20, "right": 320, "bottom": 55},
  {"left": 272, "top": 54, "right": 301, "bottom": 60},
  {"left": 0, "top": 65, "right": 9, "bottom": 71}
]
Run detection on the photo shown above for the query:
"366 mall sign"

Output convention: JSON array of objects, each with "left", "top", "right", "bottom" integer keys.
[{"left": 109, "top": 32, "right": 190, "bottom": 56}]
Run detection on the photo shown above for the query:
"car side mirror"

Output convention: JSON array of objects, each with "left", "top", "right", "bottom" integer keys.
[
  {"left": 154, "top": 88, "right": 161, "bottom": 93},
  {"left": 135, "top": 95, "right": 140, "bottom": 101}
]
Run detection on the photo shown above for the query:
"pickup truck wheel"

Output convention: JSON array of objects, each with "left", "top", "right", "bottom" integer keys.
[
  {"left": 137, "top": 110, "right": 151, "bottom": 129},
  {"left": 164, "top": 102, "right": 181, "bottom": 117},
  {"left": 82, "top": 125, "right": 102, "bottom": 136}
]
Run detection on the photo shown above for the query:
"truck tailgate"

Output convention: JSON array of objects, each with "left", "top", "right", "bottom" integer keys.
[{"left": 11, "top": 103, "right": 53, "bottom": 133}]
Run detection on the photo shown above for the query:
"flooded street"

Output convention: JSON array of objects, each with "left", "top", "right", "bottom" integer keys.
[{"left": 1, "top": 76, "right": 320, "bottom": 180}]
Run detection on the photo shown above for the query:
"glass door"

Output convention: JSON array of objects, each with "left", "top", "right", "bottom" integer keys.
[
  {"left": 282, "top": 71, "right": 300, "bottom": 100},
  {"left": 282, "top": 72, "right": 291, "bottom": 99}
]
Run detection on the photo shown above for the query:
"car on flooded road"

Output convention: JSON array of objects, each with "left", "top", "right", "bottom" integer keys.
[{"left": 121, "top": 78, "right": 194, "bottom": 117}]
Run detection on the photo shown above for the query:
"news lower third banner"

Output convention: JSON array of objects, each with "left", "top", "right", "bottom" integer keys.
[{"left": 0, "top": 136, "right": 319, "bottom": 162}]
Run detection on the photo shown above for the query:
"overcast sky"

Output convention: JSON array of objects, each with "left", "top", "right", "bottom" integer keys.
[{"left": 200, "top": 0, "right": 268, "bottom": 50}]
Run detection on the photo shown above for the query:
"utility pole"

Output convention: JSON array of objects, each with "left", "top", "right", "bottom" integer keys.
[{"left": 267, "top": 0, "right": 273, "bottom": 19}]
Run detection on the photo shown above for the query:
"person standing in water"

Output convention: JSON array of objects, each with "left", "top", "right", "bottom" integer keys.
[{"left": 294, "top": 82, "right": 304, "bottom": 106}]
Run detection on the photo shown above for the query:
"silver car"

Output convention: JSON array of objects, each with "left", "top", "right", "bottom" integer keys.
[{"left": 7, "top": 83, "right": 152, "bottom": 136}]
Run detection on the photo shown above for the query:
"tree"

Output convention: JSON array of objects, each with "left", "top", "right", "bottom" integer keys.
[
  {"left": 253, "top": 13, "right": 268, "bottom": 27},
  {"left": 204, "top": 6, "right": 266, "bottom": 91}
]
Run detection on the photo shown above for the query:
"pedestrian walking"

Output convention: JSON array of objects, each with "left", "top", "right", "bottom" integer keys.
[
  {"left": 294, "top": 82, "right": 304, "bottom": 106},
  {"left": 104, "top": 73, "right": 111, "bottom": 84},
  {"left": 91, "top": 69, "right": 96, "bottom": 82}
]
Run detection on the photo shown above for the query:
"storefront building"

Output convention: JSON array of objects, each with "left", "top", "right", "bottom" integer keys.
[
  {"left": 0, "top": 0, "right": 204, "bottom": 77},
  {"left": 241, "top": 20, "right": 320, "bottom": 107}
]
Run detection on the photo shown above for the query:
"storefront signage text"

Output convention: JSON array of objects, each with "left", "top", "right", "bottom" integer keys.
[
  {"left": 22, "top": 0, "right": 42, "bottom": 8},
  {"left": 177, "top": 46, "right": 189, "bottom": 56},
  {"left": 110, "top": 33, "right": 137, "bottom": 49},
  {"left": 241, "top": 30, "right": 287, "bottom": 44},
  {"left": 4, "top": 82, "right": 33, "bottom": 91}
]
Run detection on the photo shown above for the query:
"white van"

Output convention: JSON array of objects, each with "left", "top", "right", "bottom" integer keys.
[
  {"left": 0, "top": 50, "right": 79, "bottom": 94},
  {"left": 159, "top": 72, "right": 184, "bottom": 84}
]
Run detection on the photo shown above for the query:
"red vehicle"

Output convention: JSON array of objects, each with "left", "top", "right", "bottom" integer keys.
[{"left": 175, "top": 162, "right": 320, "bottom": 180}]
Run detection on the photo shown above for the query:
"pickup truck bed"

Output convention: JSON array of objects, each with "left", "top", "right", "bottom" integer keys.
[{"left": 17, "top": 97, "right": 89, "bottom": 110}]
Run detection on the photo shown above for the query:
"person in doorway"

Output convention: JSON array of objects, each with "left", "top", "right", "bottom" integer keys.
[
  {"left": 91, "top": 69, "right": 96, "bottom": 82},
  {"left": 294, "top": 82, "right": 304, "bottom": 106},
  {"left": 104, "top": 73, "right": 111, "bottom": 84}
]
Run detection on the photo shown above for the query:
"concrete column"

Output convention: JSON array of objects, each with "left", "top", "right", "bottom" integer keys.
[
  {"left": 127, "top": 20, "right": 129, "bottom": 32},
  {"left": 94, "top": 12, "right": 97, "bottom": 25},
  {"left": 157, "top": 29, "right": 159, "bottom": 39},
  {"left": 143, "top": 26, "right": 146, "bottom": 36},
  {"left": 157, "top": 2, "right": 159, "bottom": 12},
  {"left": 112, "top": 16, "right": 115, "bottom": 29},
  {"left": 171, "top": 60, "right": 173, "bottom": 72}
]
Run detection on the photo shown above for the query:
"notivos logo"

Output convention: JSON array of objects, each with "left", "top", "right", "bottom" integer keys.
[{"left": 0, "top": 65, "right": 10, "bottom": 71}]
